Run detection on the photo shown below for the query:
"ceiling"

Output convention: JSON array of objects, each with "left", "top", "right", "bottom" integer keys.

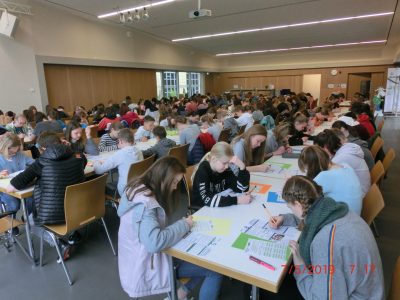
[{"left": 42, "top": 0, "right": 398, "bottom": 56}]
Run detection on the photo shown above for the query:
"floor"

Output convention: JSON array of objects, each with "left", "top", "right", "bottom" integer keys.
[{"left": 0, "top": 117, "right": 398, "bottom": 300}]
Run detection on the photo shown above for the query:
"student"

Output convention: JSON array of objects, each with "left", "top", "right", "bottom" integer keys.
[
  {"left": 314, "top": 129, "right": 371, "bottom": 197},
  {"left": 175, "top": 116, "right": 201, "bottom": 160},
  {"left": 332, "top": 118, "right": 374, "bottom": 170},
  {"left": 5, "top": 114, "right": 29, "bottom": 138},
  {"left": 134, "top": 115, "right": 155, "bottom": 142},
  {"left": 0, "top": 134, "right": 34, "bottom": 234},
  {"left": 269, "top": 175, "right": 384, "bottom": 300},
  {"left": 143, "top": 99, "right": 160, "bottom": 122},
  {"left": 98, "top": 122, "right": 124, "bottom": 152},
  {"left": 7, "top": 132, "right": 86, "bottom": 257},
  {"left": 117, "top": 156, "right": 223, "bottom": 299},
  {"left": 65, "top": 121, "right": 99, "bottom": 156},
  {"left": 142, "top": 126, "right": 176, "bottom": 160},
  {"left": 298, "top": 145, "right": 362, "bottom": 215},
  {"left": 265, "top": 123, "right": 293, "bottom": 157},
  {"left": 188, "top": 111, "right": 201, "bottom": 125},
  {"left": 222, "top": 115, "right": 239, "bottom": 142},
  {"left": 120, "top": 103, "right": 139, "bottom": 128},
  {"left": 192, "top": 142, "right": 251, "bottom": 207},
  {"left": 200, "top": 114, "right": 222, "bottom": 142},
  {"left": 97, "top": 107, "right": 121, "bottom": 132},
  {"left": 231, "top": 124, "right": 270, "bottom": 172},
  {"left": 32, "top": 110, "right": 63, "bottom": 138},
  {"left": 288, "top": 113, "right": 312, "bottom": 146},
  {"left": 234, "top": 105, "right": 253, "bottom": 131},
  {"left": 351, "top": 102, "right": 376, "bottom": 138},
  {"left": 94, "top": 128, "right": 143, "bottom": 197}
]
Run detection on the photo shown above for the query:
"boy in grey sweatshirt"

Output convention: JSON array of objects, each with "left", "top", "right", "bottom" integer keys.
[{"left": 142, "top": 126, "right": 176, "bottom": 160}]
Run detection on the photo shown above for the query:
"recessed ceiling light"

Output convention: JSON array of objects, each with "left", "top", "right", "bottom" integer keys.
[
  {"left": 98, "top": 0, "right": 175, "bottom": 19},
  {"left": 172, "top": 12, "right": 393, "bottom": 42},
  {"left": 215, "top": 40, "right": 387, "bottom": 56}
]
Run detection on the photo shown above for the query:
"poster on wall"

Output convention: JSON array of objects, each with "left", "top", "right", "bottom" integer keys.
[{"left": 384, "top": 68, "right": 400, "bottom": 115}]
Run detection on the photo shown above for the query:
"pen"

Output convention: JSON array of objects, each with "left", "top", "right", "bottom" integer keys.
[
  {"left": 248, "top": 185, "right": 257, "bottom": 194},
  {"left": 262, "top": 204, "right": 276, "bottom": 225},
  {"left": 249, "top": 255, "right": 275, "bottom": 271}
]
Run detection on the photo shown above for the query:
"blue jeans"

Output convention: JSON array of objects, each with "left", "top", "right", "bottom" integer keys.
[
  {"left": 176, "top": 260, "right": 223, "bottom": 300},
  {"left": 0, "top": 192, "right": 33, "bottom": 215}
]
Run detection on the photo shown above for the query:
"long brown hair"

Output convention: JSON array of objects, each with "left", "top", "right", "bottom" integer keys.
[
  {"left": 232, "top": 124, "right": 266, "bottom": 166},
  {"left": 125, "top": 156, "right": 186, "bottom": 214},
  {"left": 298, "top": 145, "right": 330, "bottom": 178},
  {"left": 282, "top": 175, "right": 323, "bottom": 218}
]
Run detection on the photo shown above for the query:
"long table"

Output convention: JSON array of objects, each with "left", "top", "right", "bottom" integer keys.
[{"left": 165, "top": 155, "right": 303, "bottom": 298}]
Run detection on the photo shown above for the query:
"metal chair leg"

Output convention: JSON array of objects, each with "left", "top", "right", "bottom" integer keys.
[
  {"left": 47, "top": 232, "right": 73, "bottom": 285},
  {"left": 372, "top": 220, "right": 380, "bottom": 237},
  {"left": 39, "top": 230, "right": 44, "bottom": 266},
  {"left": 101, "top": 217, "right": 116, "bottom": 256}
]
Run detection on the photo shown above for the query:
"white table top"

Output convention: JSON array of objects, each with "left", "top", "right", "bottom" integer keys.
[{"left": 166, "top": 155, "right": 302, "bottom": 293}]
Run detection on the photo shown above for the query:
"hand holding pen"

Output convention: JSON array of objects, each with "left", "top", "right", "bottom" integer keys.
[{"left": 262, "top": 203, "right": 283, "bottom": 228}]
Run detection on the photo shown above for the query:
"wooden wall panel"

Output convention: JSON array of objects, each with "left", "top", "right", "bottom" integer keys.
[
  {"left": 370, "top": 73, "right": 385, "bottom": 96},
  {"left": 347, "top": 73, "right": 371, "bottom": 99},
  {"left": 206, "top": 65, "right": 390, "bottom": 101},
  {"left": 44, "top": 64, "right": 156, "bottom": 112}
]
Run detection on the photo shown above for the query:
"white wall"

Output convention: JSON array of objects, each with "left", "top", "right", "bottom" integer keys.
[{"left": 302, "top": 74, "right": 322, "bottom": 101}]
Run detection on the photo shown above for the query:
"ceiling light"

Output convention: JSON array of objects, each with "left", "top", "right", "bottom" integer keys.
[
  {"left": 98, "top": 0, "right": 174, "bottom": 19},
  {"left": 133, "top": 9, "right": 141, "bottom": 22},
  {"left": 142, "top": 7, "right": 149, "bottom": 20},
  {"left": 172, "top": 12, "right": 394, "bottom": 42},
  {"left": 127, "top": 11, "right": 133, "bottom": 22},
  {"left": 215, "top": 40, "right": 387, "bottom": 56},
  {"left": 119, "top": 13, "right": 125, "bottom": 24}
]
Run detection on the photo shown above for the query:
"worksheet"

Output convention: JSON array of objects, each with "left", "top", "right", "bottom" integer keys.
[
  {"left": 174, "top": 232, "right": 219, "bottom": 257},
  {"left": 245, "top": 239, "right": 290, "bottom": 260}
]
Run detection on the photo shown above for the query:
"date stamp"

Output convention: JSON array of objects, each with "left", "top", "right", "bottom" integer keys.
[{"left": 281, "top": 264, "right": 376, "bottom": 275}]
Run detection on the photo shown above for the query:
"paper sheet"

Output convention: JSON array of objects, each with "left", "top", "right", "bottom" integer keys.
[
  {"left": 245, "top": 239, "right": 290, "bottom": 260},
  {"left": 266, "top": 191, "right": 286, "bottom": 204},
  {"left": 192, "top": 215, "right": 232, "bottom": 236},
  {"left": 174, "top": 232, "right": 219, "bottom": 256},
  {"left": 249, "top": 182, "right": 271, "bottom": 194}
]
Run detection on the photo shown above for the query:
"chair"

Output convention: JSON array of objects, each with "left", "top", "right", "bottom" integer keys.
[
  {"left": 106, "top": 155, "right": 155, "bottom": 209},
  {"left": 0, "top": 210, "right": 22, "bottom": 252},
  {"left": 218, "top": 128, "right": 231, "bottom": 143},
  {"left": 23, "top": 150, "right": 33, "bottom": 158},
  {"left": 237, "top": 125, "right": 247, "bottom": 136},
  {"left": 388, "top": 256, "right": 400, "bottom": 300},
  {"left": 183, "top": 165, "right": 202, "bottom": 212},
  {"left": 361, "top": 184, "right": 385, "bottom": 236},
  {"left": 168, "top": 144, "right": 189, "bottom": 168},
  {"left": 88, "top": 125, "right": 98, "bottom": 138},
  {"left": 377, "top": 118, "right": 384, "bottom": 133},
  {"left": 39, "top": 174, "right": 116, "bottom": 285},
  {"left": 92, "top": 137, "right": 100, "bottom": 145},
  {"left": 370, "top": 161, "right": 385, "bottom": 185},
  {"left": 382, "top": 148, "right": 395, "bottom": 176},
  {"left": 370, "top": 136, "right": 384, "bottom": 160}
]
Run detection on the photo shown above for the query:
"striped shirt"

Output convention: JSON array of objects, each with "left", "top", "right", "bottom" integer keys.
[{"left": 98, "top": 133, "right": 118, "bottom": 152}]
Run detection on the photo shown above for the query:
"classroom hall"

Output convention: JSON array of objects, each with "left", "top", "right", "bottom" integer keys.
[{"left": 0, "top": 0, "right": 400, "bottom": 300}]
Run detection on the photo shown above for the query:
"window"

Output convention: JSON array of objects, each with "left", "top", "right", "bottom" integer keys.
[{"left": 156, "top": 71, "right": 203, "bottom": 98}]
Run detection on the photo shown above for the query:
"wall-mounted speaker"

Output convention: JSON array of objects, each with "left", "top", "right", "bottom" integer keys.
[{"left": 0, "top": 11, "right": 18, "bottom": 38}]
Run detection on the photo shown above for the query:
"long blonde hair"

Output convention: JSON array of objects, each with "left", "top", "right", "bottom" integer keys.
[
  {"left": 0, "top": 133, "right": 21, "bottom": 159},
  {"left": 232, "top": 124, "right": 267, "bottom": 166},
  {"left": 191, "top": 142, "right": 234, "bottom": 181}
]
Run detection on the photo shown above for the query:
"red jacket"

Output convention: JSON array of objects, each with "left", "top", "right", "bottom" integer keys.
[{"left": 357, "top": 114, "right": 375, "bottom": 137}]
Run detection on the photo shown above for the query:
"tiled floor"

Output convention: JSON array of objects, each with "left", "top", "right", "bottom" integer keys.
[{"left": 0, "top": 117, "right": 398, "bottom": 300}]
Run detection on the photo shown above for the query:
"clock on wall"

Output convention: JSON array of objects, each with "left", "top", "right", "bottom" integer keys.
[{"left": 330, "top": 69, "right": 338, "bottom": 76}]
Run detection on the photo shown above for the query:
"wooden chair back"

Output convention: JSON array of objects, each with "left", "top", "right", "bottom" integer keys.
[
  {"left": 370, "top": 136, "right": 384, "bottom": 160},
  {"left": 92, "top": 137, "right": 100, "bottom": 145},
  {"left": 388, "top": 256, "right": 400, "bottom": 300},
  {"left": 63, "top": 174, "right": 108, "bottom": 234},
  {"left": 377, "top": 118, "right": 384, "bottom": 133},
  {"left": 168, "top": 144, "right": 189, "bottom": 168},
  {"left": 382, "top": 148, "right": 395, "bottom": 175},
  {"left": 56, "top": 132, "right": 65, "bottom": 139},
  {"left": 88, "top": 125, "right": 98, "bottom": 138},
  {"left": 370, "top": 161, "right": 385, "bottom": 185},
  {"left": 218, "top": 128, "right": 231, "bottom": 143},
  {"left": 361, "top": 184, "right": 385, "bottom": 226},
  {"left": 127, "top": 155, "right": 155, "bottom": 182},
  {"left": 237, "top": 125, "right": 247, "bottom": 136},
  {"left": 183, "top": 165, "right": 196, "bottom": 206},
  {"left": 22, "top": 150, "right": 33, "bottom": 158}
]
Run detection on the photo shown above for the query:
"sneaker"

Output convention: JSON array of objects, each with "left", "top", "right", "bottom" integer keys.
[
  {"left": 67, "top": 231, "right": 82, "bottom": 245},
  {"left": 57, "top": 242, "right": 71, "bottom": 263}
]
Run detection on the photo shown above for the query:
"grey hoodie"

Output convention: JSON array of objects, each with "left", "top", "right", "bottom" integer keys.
[
  {"left": 282, "top": 212, "right": 385, "bottom": 300},
  {"left": 332, "top": 143, "right": 371, "bottom": 197},
  {"left": 347, "top": 136, "right": 375, "bottom": 170},
  {"left": 142, "top": 138, "right": 176, "bottom": 159}
]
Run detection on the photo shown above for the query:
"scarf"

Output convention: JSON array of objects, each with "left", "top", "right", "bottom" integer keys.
[{"left": 299, "top": 197, "right": 348, "bottom": 266}]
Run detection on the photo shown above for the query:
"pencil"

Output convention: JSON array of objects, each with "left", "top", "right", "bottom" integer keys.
[{"left": 248, "top": 185, "right": 257, "bottom": 194}]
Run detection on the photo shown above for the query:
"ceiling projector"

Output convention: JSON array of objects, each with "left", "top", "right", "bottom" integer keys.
[{"left": 189, "top": 9, "right": 212, "bottom": 19}]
